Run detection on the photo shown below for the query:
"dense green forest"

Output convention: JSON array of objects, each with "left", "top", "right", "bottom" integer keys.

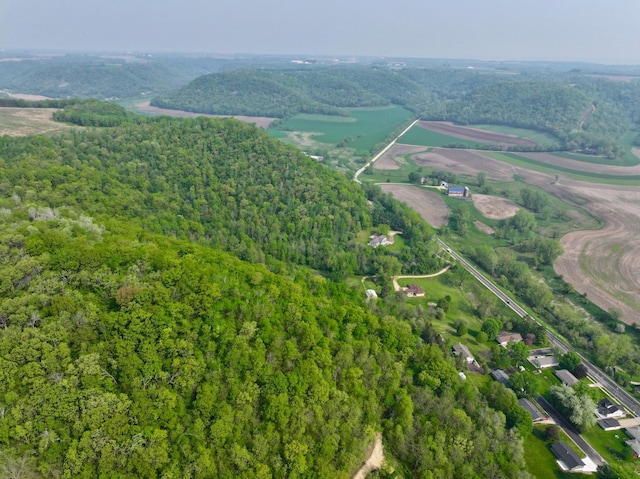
[{"left": 0, "top": 112, "right": 532, "bottom": 477}]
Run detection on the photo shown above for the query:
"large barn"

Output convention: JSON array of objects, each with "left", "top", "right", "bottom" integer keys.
[{"left": 447, "top": 186, "right": 470, "bottom": 198}]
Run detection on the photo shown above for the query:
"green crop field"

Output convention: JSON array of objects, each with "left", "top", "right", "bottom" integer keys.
[
  {"left": 269, "top": 105, "right": 413, "bottom": 154},
  {"left": 398, "top": 125, "right": 483, "bottom": 148}
]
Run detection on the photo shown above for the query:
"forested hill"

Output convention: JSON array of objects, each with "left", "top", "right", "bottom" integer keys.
[
  {"left": 424, "top": 81, "right": 633, "bottom": 156},
  {"left": 151, "top": 69, "right": 394, "bottom": 117},
  {"left": 0, "top": 116, "right": 531, "bottom": 476}
]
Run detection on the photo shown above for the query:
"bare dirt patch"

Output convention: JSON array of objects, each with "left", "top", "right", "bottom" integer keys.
[
  {"left": 632, "top": 148, "right": 640, "bottom": 161},
  {"left": 133, "top": 101, "right": 276, "bottom": 128},
  {"left": 353, "top": 433, "right": 384, "bottom": 479},
  {"left": 474, "top": 220, "right": 495, "bottom": 235},
  {"left": 373, "top": 144, "right": 427, "bottom": 170},
  {"left": 378, "top": 184, "right": 450, "bottom": 228},
  {"left": 473, "top": 194, "right": 521, "bottom": 220},
  {"left": 417, "top": 121, "right": 537, "bottom": 147},
  {"left": 410, "top": 148, "right": 516, "bottom": 182},
  {"left": 0, "top": 108, "right": 79, "bottom": 137}
]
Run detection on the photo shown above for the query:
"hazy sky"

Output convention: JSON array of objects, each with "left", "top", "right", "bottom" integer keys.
[{"left": 1, "top": 0, "right": 639, "bottom": 63}]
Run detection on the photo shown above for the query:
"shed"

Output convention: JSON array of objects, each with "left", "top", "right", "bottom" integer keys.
[{"left": 404, "top": 284, "right": 424, "bottom": 297}]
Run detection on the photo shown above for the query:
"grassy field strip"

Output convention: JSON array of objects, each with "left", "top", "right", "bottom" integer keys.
[{"left": 488, "top": 152, "right": 640, "bottom": 185}]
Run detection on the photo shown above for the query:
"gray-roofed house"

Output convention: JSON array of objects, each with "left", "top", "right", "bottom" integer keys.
[
  {"left": 550, "top": 441, "right": 586, "bottom": 472},
  {"left": 368, "top": 234, "right": 391, "bottom": 248},
  {"left": 596, "top": 398, "right": 625, "bottom": 419},
  {"left": 530, "top": 356, "right": 559, "bottom": 369},
  {"left": 518, "top": 398, "right": 546, "bottom": 423},
  {"left": 555, "top": 369, "right": 579, "bottom": 387},
  {"left": 490, "top": 369, "right": 510, "bottom": 385},
  {"left": 598, "top": 418, "right": 622, "bottom": 431},
  {"left": 452, "top": 343, "right": 475, "bottom": 363}
]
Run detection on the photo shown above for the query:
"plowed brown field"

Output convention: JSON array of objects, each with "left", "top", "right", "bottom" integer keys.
[
  {"left": 417, "top": 121, "right": 537, "bottom": 146},
  {"left": 473, "top": 194, "right": 521, "bottom": 219},
  {"left": 378, "top": 184, "right": 450, "bottom": 228}
]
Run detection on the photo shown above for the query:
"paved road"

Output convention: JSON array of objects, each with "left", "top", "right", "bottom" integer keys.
[
  {"left": 437, "top": 238, "right": 640, "bottom": 465},
  {"left": 439, "top": 237, "right": 640, "bottom": 418},
  {"left": 537, "top": 396, "right": 605, "bottom": 466}
]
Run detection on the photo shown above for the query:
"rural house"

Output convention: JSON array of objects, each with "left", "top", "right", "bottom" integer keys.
[
  {"left": 598, "top": 418, "right": 622, "bottom": 431},
  {"left": 452, "top": 343, "right": 475, "bottom": 363},
  {"left": 518, "top": 398, "right": 547, "bottom": 423},
  {"left": 404, "top": 284, "right": 424, "bottom": 297},
  {"left": 529, "top": 355, "right": 559, "bottom": 369},
  {"left": 496, "top": 333, "right": 523, "bottom": 347},
  {"left": 555, "top": 369, "right": 579, "bottom": 387},
  {"left": 550, "top": 441, "right": 586, "bottom": 472},
  {"left": 596, "top": 398, "right": 625, "bottom": 419},
  {"left": 368, "top": 234, "right": 391, "bottom": 248}
]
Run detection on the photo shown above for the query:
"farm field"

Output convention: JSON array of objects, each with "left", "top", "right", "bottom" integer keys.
[
  {"left": 396, "top": 139, "right": 640, "bottom": 325},
  {"left": 414, "top": 121, "right": 539, "bottom": 147},
  {"left": 377, "top": 184, "right": 451, "bottom": 228},
  {"left": 469, "top": 123, "right": 561, "bottom": 148},
  {"left": 131, "top": 100, "right": 276, "bottom": 128},
  {"left": 472, "top": 194, "right": 521, "bottom": 220},
  {"left": 0, "top": 107, "right": 80, "bottom": 136},
  {"left": 269, "top": 105, "right": 413, "bottom": 154}
]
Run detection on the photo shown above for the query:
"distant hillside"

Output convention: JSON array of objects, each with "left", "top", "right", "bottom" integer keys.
[
  {"left": 424, "top": 81, "right": 633, "bottom": 156},
  {"left": 151, "top": 68, "right": 396, "bottom": 118}
]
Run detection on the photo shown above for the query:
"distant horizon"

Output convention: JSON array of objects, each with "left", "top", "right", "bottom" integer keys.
[
  {"left": 2, "top": 48, "right": 640, "bottom": 68},
  {"left": 2, "top": 0, "right": 639, "bottom": 67}
]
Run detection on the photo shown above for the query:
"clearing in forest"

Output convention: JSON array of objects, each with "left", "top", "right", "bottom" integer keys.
[{"left": 0, "top": 107, "right": 79, "bottom": 137}]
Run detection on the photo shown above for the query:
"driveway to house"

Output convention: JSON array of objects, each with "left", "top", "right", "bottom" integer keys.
[{"left": 392, "top": 266, "right": 450, "bottom": 292}]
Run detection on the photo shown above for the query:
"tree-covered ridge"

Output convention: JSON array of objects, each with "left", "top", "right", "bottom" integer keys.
[
  {"left": 1, "top": 115, "right": 444, "bottom": 280},
  {"left": 424, "top": 81, "right": 633, "bottom": 155},
  {"left": 151, "top": 69, "right": 388, "bottom": 118},
  {"left": 0, "top": 201, "right": 529, "bottom": 478}
]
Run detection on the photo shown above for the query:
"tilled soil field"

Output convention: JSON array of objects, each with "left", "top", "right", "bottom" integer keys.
[
  {"left": 378, "top": 184, "right": 451, "bottom": 228},
  {"left": 417, "top": 121, "right": 537, "bottom": 146}
]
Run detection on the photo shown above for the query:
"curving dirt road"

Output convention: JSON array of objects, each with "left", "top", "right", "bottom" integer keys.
[{"left": 352, "top": 433, "right": 384, "bottom": 479}]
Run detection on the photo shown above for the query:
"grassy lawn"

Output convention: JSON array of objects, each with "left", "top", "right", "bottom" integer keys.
[
  {"left": 524, "top": 425, "right": 571, "bottom": 479},
  {"left": 583, "top": 428, "right": 631, "bottom": 463}
]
